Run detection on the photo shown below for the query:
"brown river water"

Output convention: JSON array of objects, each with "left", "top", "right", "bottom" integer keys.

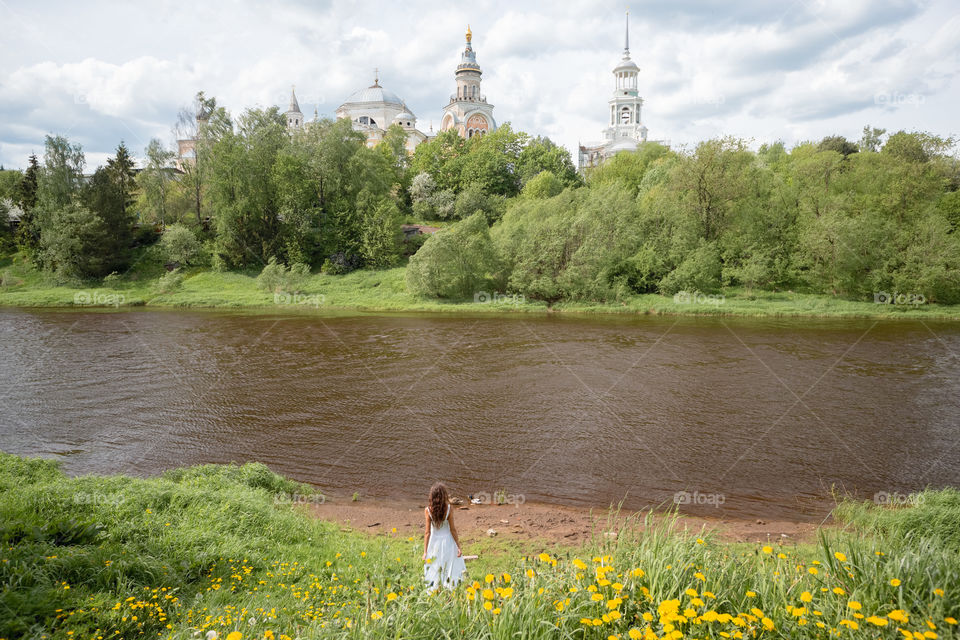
[{"left": 1, "top": 307, "right": 958, "bottom": 521}]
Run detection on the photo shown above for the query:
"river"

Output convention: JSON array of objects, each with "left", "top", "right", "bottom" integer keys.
[{"left": 1, "top": 307, "right": 958, "bottom": 520}]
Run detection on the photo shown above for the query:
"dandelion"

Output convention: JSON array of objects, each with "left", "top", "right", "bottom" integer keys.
[
  {"left": 485, "top": 574, "right": 495, "bottom": 584},
  {"left": 890, "top": 578, "right": 902, "bottom": 587},
  {"left": 866, "top": 615, "right": 889, "bottom": 627},
  {"left": 834, "top": 552, "right": 847, "bottom": 562},
  {"left": 848, "top": 601, "right": 862, "bottom": 611},
  {"left": 888, "top": 610, "right": 909, "bottom": 624},
  {"left": 762, "top": 546, "right": 773, "bottom": 554},
  {"left": 762, "top": 617, "right": 774, "bottom": 631},
  {"left": 934, "top": 589, "right": 944, "bottom": 597},
  {"left": 386, "top": 592, "right": 397, "bottom": 602},
  {"left": 746, "top": 590, "right": 756, "bottom": 598},
  {"left": 370, "top": 611, "right": 383, "bottom": 620},
  {"left": 526, "top": 569, "right": 535, "bottom": 579},
  {"left": 226, "top": 633, "right": 242, "bottom": 640},
  {"left": 800, "top": 591, "right": 812, "bottom": 603}
]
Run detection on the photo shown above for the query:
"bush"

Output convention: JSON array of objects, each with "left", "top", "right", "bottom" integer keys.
[
  {"left": 152, "top": 268, "right": 184, "bottom": 294},
  {"left": 255, "top": 256, "right": 310, "bottom": 293},
  {"left": 658, "top": 242, "right": 723, "bottom": 295},
  {"left": 321, "top": 252, "right": 362, "bottom": 275},
  {"left": 405, "top": 212, "right": 501, "bottom": 298},
  {"left": 160, "top": 223, "right": 202, "bottom": 265}
]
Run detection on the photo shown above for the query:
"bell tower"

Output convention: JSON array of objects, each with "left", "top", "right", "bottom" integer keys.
[
  {"left": 441, "top": 26, "right": 497, "bottom": 138},
  {"left": 604, "top": 11, "right": 647, "bottom": 143}
]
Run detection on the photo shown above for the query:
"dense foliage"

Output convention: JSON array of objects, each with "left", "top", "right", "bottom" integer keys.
[{"left": 4, "top": 94, "right": 957, "bottom": 306}]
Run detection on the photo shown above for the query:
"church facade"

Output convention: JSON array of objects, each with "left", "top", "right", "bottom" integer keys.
[
  {"left": 579, "top": 12, "right": 649, "bottom": 171},
  {"left": 284, "top": 26, "right": 496, "bottom": 152}
]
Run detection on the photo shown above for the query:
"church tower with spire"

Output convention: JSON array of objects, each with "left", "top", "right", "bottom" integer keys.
[
  {"left": 579, "top": 11, "right": 650, "bottom": 171},
  {"left": 440, "top": 26, "right": 497, "bottom": 138},
  {"left": 285, "top": 86, "right": 303, "bottom": 129}
]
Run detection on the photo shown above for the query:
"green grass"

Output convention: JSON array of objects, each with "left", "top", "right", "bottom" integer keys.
[
  {"left": 2, "top": 250, "right": 960, "bottom": 320},
  {"left": 2, "top": 452, "right": 958, "bottom": 639}
]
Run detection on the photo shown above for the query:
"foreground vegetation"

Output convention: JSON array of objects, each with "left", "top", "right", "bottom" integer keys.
[{"left": 2, "top": 451, "right": 958, "bottom": 639}]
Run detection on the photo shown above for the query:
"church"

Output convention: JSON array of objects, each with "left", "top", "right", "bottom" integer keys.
[
  {"left": 283, "top": 26, "right": 497, "bottom": 152},
  {"left": 578, "top": 11, "right": 650, "bottom": 171}
]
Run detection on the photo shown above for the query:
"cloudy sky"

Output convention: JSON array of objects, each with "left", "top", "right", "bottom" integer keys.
[{"left": 1, "top": 0, "right": 958, "bottom": 169}]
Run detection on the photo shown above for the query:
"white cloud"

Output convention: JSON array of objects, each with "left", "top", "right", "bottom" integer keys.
[{"left": 0, "top": 0, "right": 957, "bottom": 169}]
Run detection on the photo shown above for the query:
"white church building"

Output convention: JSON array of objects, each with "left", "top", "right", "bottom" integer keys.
[
  {"left": 579, "top": 11, "right": 650, "bottom": 171},
  {"left": 283, "top": 26, "right": 497, "bottom": 153}
]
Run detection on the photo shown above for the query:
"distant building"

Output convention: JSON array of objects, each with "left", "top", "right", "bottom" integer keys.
[
  {"left": 579, "top": 11, "right": 650, "bottom": 171},
  {"left": 332, "top": 74, "right": 429, "bottom": 153},
  {"left": 440, "top": 26, "right": 497, "bottom": 139}
]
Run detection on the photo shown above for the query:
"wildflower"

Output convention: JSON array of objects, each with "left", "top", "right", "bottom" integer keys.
[
  {"left": 848, "top": 601, "right": 862, "bottom": 610},
  {"left": 226, "top": 633, "right": 242, "bottom": 640},
  {"left": 629, "top": 630, "right": 644, "bottom": 640},
  {"left": 482, "top": 588, "right": 494, "bottom": 600},
  {"left": 839, "top": 620, "right": 859, "bottom": 630},
  {"left": 762, "top": 617, "right": 774, "bottom": 631},
  {"left": 890, "top": 578, "right": 902, "bottom": 587},
  {"left": 800, "top": 591, "right": 812, "bottom": 603},
  {"left": 502, "top": 572, "right": 511, "bottom": 583},
  {"left": 934, "top": 589, "right": 944, "bottom": 597},
  {"left": 834, "top": 552, "right": 847, "bottom": 562},
  {"left": 386, "top": 592, "right": 397, "bottom": 602},
  {"left": 573, "top": 558, "right": 587, "bottom": 570},
  {"left": 483, "top": 601, "right": 492, "bottom": 611},
  {"left": 526, "top": 569, "right": 534, "bottom": 578},
  {"left": 762, "top": 546, "right": 773, "bottom": 554},
  {"left": 694, "top": 572, "right": 705, "bottom": 581},
  {"left": 888, "top": 610, "right": 909, "bottom": 624},
  {"left": 746, "top": 591, "right": 756, "bottom": 598},
  {"left": 945, "top": 617, "right": 958, "bottom": 625},
  {"left": 808, "top": 567, "right": 818, "bottom": 575},
  {"left": 370, "top": 611, "right": 383, "bottom": 620},
  {"left": 485, "top": 574, "right": 494, "bottom": 584},
  {"left": 866, "top": 616, "right": 889, "bottom": 626},
  {"left": 685, "top": 588, "right": 698, "bottom": 597},
  {"left": 833, "top": 587, "right": 845, "bottom": 595}
]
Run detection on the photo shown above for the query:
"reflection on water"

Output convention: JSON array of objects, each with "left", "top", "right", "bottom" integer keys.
[{"left": 1, "top": 307, "right": 958, "bottom": 520}]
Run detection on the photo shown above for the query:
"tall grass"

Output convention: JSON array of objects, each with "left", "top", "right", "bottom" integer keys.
[{"left": 2, "top": 452, "right": 958, "bottom": 639}]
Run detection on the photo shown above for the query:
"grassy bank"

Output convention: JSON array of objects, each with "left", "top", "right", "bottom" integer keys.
[
  {"left": 2, "top": 253, "right": 960, "bottom": 320},
  {"left": 2, "top": 452, "right": 958, "bottom": 639}
]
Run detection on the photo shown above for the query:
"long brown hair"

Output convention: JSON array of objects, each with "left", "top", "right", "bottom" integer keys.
[{"left": 428, "top": 482, "right": 449, "bottom": 526}]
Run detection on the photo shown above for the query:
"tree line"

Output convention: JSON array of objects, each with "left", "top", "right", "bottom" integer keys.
[
  {"left": 1, "top": 99, "right": 957, "bottom": 305},
  {"left": 408, "top": 128, "right": 960, "bottom": 304}
]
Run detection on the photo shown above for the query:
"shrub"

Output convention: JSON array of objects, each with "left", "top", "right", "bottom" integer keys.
[
  {"left": 160, "top": 223, "right": 202, "bottom": 265},
  {"left": 405, "top": 212, "right": 501, "bottom": 298},
  {"left": 255, "top": 256, "right": 310, "bottom": 293}
]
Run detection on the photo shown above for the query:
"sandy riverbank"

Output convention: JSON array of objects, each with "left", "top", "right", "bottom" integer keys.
[{"left": 309, "top": 497, "right": 825, "bottom": 547}]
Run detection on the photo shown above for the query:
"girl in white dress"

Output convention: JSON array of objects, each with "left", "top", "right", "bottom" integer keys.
[{"left": 423, "top": 482, "right": 466, "bottom": 589}]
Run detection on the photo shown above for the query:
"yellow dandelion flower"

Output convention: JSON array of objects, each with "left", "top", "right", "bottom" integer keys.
[
  {"left": 834, "top": 552, "right": 847, "bottom": 562},
  {"left": 848, "top": 601, "right": 862, "bottom": 611},
  {"left": 890, "top": 578, "right": 901, "bottom": 587},
  {"left": 866, "top": 616, "right": 889, "bottom": 627}
]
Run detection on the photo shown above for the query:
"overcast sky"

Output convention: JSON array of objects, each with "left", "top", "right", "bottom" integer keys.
[{"left": 1, "top": 0, "right": 958, "bottom": 170}]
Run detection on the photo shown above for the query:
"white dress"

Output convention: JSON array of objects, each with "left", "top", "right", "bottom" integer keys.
[{"left": 424, "top": 504, "right": 466, "bottom": 588}]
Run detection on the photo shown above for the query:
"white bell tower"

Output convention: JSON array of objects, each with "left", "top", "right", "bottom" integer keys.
[{"left": 604, "top": 11, "right": 647, "bottom": 143}]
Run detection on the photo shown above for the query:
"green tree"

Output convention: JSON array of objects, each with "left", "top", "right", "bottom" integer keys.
[
  {"left": 516, "top": 136, "right": 580, "bottom": 188},
  {"left": 14, "top": 154, "right": 41, "bottom": 257},
  {"left": 37, "top": 135, "right": 85, "bottom": 210},
  {"left": 160, "top": 223, "right": 203, "bottom": 265},
  {"left": 405, "top": 212, "right": 501, "bottom": 298},
  {"left": 137, "top": 138, "right": 176, "bottom": 225},
  {"left": 859, "top": 125, "right": 886, "bottom": 153},
  {"left": 40, "top": 203, "right": 110, "bottom": 279},
  {"left": 209, "top": 107, "right": 287, "bottom": 269}
]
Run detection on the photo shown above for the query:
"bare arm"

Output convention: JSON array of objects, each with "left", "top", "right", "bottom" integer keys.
[
  {"left": 448, "top": 508, "right": 462, "bottom": 557},
  {"left": 422, "top": 507, "right": 431, "bottom": 560}
]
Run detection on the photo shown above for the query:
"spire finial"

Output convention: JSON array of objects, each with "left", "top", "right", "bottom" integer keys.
[
  {"left": 624, "top": 8, "right": 630, "bottom": 55},
  {"left": 466, "top": 24, "right": 472, "bottom": 44},
  {"left": 373, "top": 67, "right": 380, "bottom": 86}
]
